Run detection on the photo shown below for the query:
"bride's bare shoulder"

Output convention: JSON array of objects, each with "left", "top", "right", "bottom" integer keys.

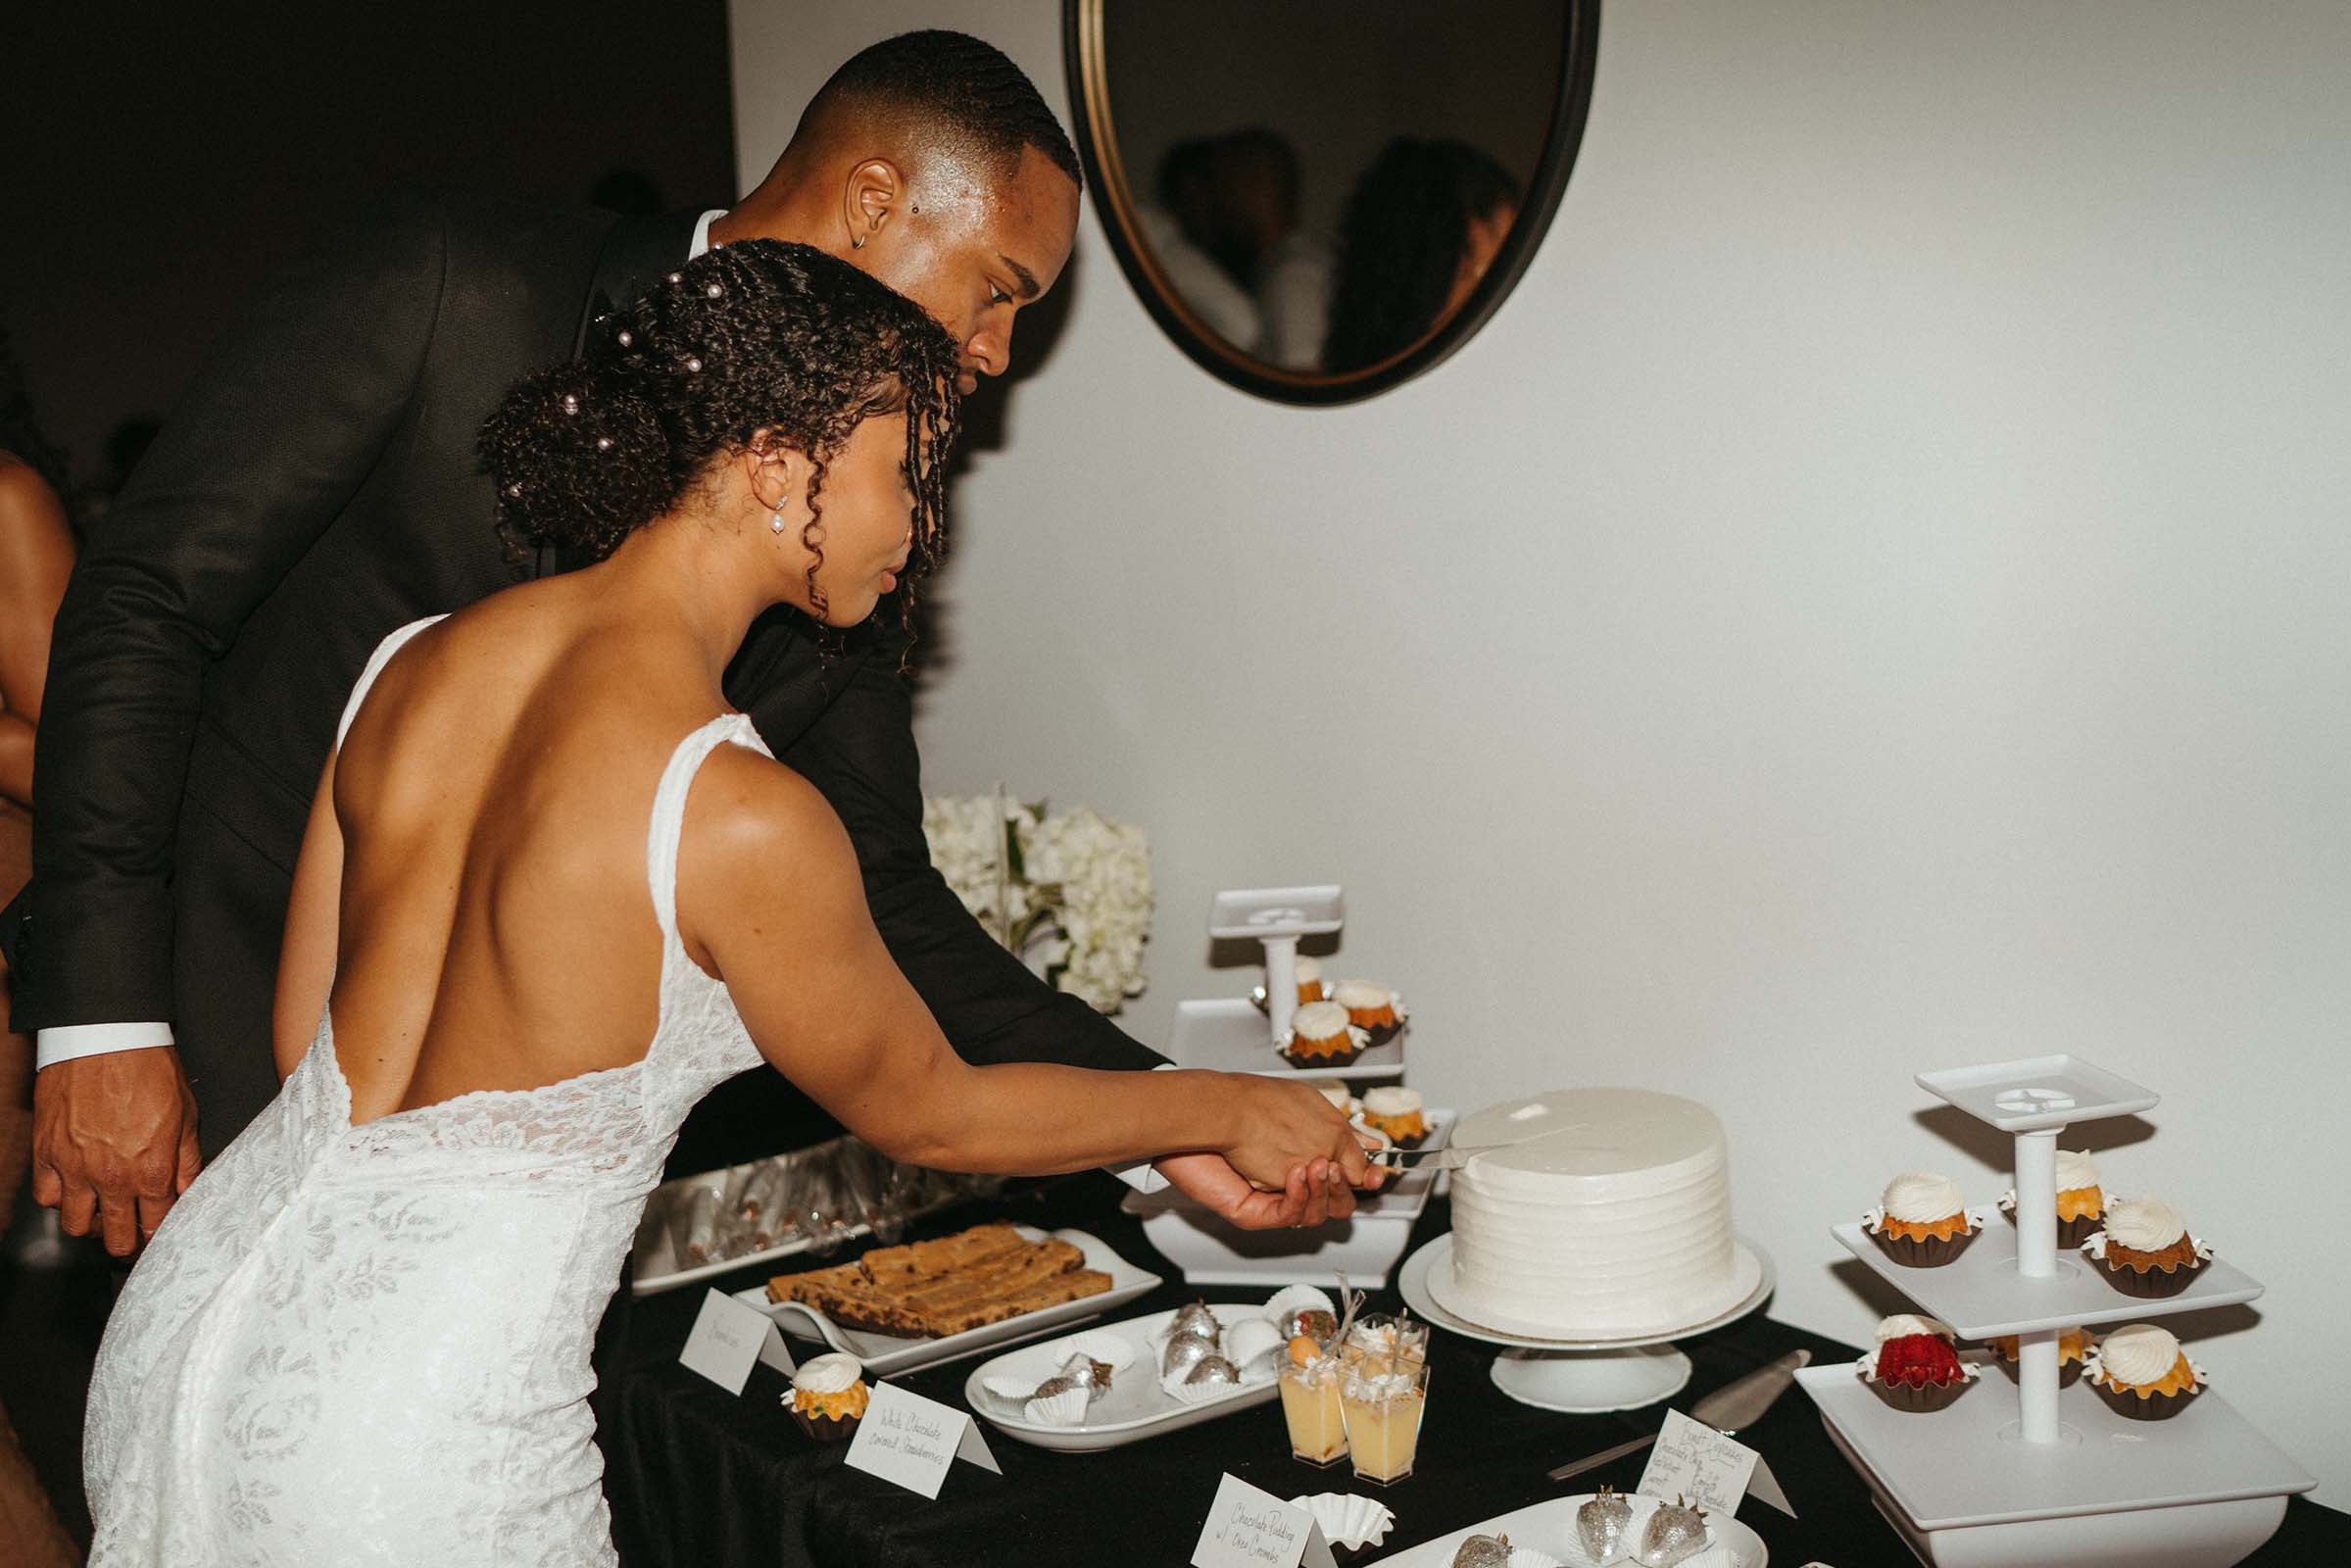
[{"left": 679, "top": 743, "right": 856, "bottom": 881}]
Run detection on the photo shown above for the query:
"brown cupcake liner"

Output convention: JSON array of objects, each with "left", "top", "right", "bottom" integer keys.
[
  {"left": 1994, "top": 1356, "right": 2083, "bottom": 1389},
  {"left": 2099, "top": 1254, "right": 2204, "bottom": 1298},
  {"left": 1998, "top": 1198, "right": 2102, "bottom": 1250},
  {"left": 1869, "top": 1222, "right": 1978, "bottom": 1268},
  {"left": 1381, "top": 1126, "right": 1431, "bottom": 1152},
  {"left": 1281, "top": 1039, "right": 1367, "bottom": 1070},
  {"left": 1868, "top": 1374, "right": 1972, "bottom": 1412},
  {"left": 1358, "top": 1018, "right": 1407, "bottom": 1049},
  {"left": 791, "top": 1404, "right": 863, "bottom": 1443},
  {"left": 2092, "top": 1378, "right": 2200, "bottom": 1422}
]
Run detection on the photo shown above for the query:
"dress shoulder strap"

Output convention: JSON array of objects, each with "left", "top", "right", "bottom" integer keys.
[
  {"left": 645, "top": 713, "right": 770, "bottom": 951},
  {"left": 334, "top": 615, "right": 449, "bottom": 750}
]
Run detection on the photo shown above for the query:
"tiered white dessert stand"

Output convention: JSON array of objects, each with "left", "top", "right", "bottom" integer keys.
[
  {"left": 1796, "top": 1054, "right": 2316, "bottom": 1568},
  {"left": 1133, "top": 883, "right": 1434, "bottom": 1287},
  {"left": 1397, "top": 1231, "right": 1775, "bottom": 1413},
  {"left": 1163, "top": 884, "right": 1405, "bottom": 1083}
]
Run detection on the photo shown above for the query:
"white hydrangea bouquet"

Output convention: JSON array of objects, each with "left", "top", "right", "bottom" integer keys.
[{"left": 921, "top": 788, "right": 1153, "bottom": 1013}]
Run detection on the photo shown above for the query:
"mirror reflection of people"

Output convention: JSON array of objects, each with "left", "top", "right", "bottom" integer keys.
[
  {"left": 1322, "top": 137, "right": 1520, "bottom": 373},
  {"left": 1217, "top": 128, "right": 1331, "bottom": 371},
  {"left": 1137, "top": 137, "right": 1262, "bottom": 349}
]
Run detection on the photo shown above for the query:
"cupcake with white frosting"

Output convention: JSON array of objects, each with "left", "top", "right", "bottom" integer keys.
[
  {"left": 1359, "top": 1086, "right": 1428, "bottom": 1149},
  {"left": 1998, "top": 1148, "right": 2106, "bottom": 1249},
  {"left": 2083, "top": 1196, "right": 2211, "bottom": 1298},
  {"left": 1281, "top": 1000, "right": 1366, "bottom": 1067},
  {"left": 1333, "top": 979, "right": 1401, "bottom": 1030},
  {"left": 1864, "top": 1172, "right": 1980, "bottom": 1266},
  {"left": 1304, "top": 1078, "right": 1359, "bottom": 1119},
  {"left": 2084, "top": 1321, "right": 2204, "bottom": 1420},
  {"left": 786, "top": 1351, "right": 868, "bottom": 1441},
  {"left": 1293, "top": 956, "right": 1328, "bottom": 1005}
]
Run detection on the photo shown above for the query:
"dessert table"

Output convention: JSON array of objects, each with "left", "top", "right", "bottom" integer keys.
[{"left": 597, "top": 1180, "right": 2346, "bottom": 1568}]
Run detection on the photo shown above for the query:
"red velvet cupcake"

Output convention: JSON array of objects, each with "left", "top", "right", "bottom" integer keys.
[{"left": 1858, "top": 1314, "right": 1980, "bottom": 1411}]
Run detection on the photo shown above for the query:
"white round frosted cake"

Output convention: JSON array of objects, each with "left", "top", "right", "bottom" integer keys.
[{"left": 1442, "top": 1088, "right": 1741, "bottom": 1338}]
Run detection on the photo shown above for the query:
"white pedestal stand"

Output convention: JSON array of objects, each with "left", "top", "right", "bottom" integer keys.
[
  {"left": 1397, "top": 1234, "right": 1775, "bottom": 1413},
  {"left": 1205, "top": 884, "right": 1346, "bottom": 1048},
  {"left": 1797, "top": 1054, "right": 2316, "bottom": 1568}
]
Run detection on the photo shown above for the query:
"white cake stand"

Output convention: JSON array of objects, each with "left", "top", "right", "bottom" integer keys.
[{"left": 1397, "top": 1233, "right": 1774, "bottom": 1413}]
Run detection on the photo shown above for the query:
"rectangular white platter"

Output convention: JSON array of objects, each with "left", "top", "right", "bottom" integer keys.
[
  {"left": 1830, "top": 1220, "right": 2263, "bottom": 1338},
  {"left": 1363, "top": 1493, "right": 1764, "bottom": 1567},
  {"left": 1169, "top": 997, "right": 1404, "bottom": 1082},
  {"left": 1913, "top": 1054, "right": 2159, "bottom": 1132},
  {"left": 738, "top": 1226, "right": 1160, "bottom": 1378},
  {"left": 962, "top": 1302, "right": 1280, "bottom": 1452},
  {"left": 1796, "top": 1362, "right": 2316, "bottom": 1529},
  {"left": 1123, "top": 1111, "right": 1452, "bottom": 1289}
]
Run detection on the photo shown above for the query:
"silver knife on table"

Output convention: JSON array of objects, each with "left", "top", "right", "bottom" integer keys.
[{"left": 1544, "top": 1348, "right": 1811, "bottom": 1483}]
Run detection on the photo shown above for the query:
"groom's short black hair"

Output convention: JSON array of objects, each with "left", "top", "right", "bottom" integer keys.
[{"left": 806, "top": 29, "right": 1083, "bottom": 192}]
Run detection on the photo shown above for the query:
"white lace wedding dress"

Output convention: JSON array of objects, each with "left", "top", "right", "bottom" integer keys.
[{"left": 84, "top": 619, "right": 770, "bottom": 1566}]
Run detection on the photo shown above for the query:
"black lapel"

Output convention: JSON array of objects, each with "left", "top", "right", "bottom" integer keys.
[{"left": 572, "top": 209, "right": 704, "bottom": 358}]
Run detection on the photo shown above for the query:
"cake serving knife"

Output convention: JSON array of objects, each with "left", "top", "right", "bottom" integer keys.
[{"left": 1543, "top": 1349, "right": 1810, "bottom": 1483}]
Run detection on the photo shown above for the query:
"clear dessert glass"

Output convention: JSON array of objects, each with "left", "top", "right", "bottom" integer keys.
[
  {"left": 1340, "top": 1360, "right": 1429, "bottom": 1486},
  {"left": 1341, "top": 1314, "right": 1429, "bottom": 1374},
  {"left": 1278, "top": 1353, "right": 1349, "bottom": 1467}
]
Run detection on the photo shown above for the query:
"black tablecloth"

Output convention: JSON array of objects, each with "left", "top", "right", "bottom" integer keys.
[{"left": 600, "top": 1179, "right": 2343, "bottom": 1567}]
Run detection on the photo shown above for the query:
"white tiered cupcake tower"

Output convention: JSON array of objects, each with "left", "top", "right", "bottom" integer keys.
[
  {"left": 1164, "top": 884, "right": 1408, "bottom": 1084},
  {"left": 1795, "top": 1054, "right": 2315, "bottom": 1568}
]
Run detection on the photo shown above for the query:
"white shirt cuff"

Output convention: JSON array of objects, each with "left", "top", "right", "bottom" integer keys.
[
  {"left": 35, "top": 1020, "right": 176, "bottom": 1071},
  {"left": 1105, "top": 1061, "right": 1180, "bottom": 1193}
]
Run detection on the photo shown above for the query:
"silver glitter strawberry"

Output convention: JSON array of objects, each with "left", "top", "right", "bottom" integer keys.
[
  {"left": 1168, "top": 1300, "right": 1221, "bottom": 1343},
  {"left": 1576, "top": 1484, "right": 1634, "bottom": 1563},
  {"left": 1447, "top": 1534, "right": 1515, "bottom": 1568},
  {"left": 1184, "top": 1353, "right": 1241, "bottom": 1389},
  {"left": 1160, "top": 1332, "right": 1216, "bottom": 1380},
  {"left": 1056, "top": 1352, "right": 1114, "bottom": 1403},
  {"left": 1636, "top": 1494, "right": 1709, "bottom": 1567}
]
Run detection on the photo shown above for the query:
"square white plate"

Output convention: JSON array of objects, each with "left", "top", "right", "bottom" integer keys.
[
  {"left": 1829, "top": 1220, "right": 2262, "bottom": 1338},
  {"left": 1169, "top": 997, "right": 1405, "bottom": 1081},
  {"left": 1913, "top": 1055, "right": 2159, "bottom": 1132},
  {"left": 740, "top": 1225, "right": 1160, "bottom": 1378}
]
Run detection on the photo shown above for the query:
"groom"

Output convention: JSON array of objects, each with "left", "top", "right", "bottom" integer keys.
[{"left": 11, "top": 30, "right": 1360, "bottom": 1253}]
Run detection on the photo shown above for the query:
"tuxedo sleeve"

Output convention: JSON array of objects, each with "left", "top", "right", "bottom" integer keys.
[
  {"left": 758, "top": 636, "right": 1169, "bottom": 1075},
  {"left": 12, "top": 201, "right": 449, "bottom": 1032}
]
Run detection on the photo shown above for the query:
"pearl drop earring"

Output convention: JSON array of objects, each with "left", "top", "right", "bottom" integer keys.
[{"left": 770, "top": 507, "right": 786, "bottom": 534}]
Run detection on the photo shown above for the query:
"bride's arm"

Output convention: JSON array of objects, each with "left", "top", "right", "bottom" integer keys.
[
  {"left": 678, "top": 748, "right": 1368, "bottom": 1188},
  {"left": 272, "top": 750, "right": 343, "bottom": 1081}
]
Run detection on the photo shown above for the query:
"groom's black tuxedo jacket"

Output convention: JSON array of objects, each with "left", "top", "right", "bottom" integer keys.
[{"left": 6, "top": 197, "right": 1163, "bottom": 1165}]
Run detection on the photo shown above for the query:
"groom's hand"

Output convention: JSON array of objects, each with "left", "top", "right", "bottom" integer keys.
[
  {"left": 31, "top": 1047, "right": 203, "bottom": 1256},
  {"left": 1154, "top": 1150, "right": 1366, "bottom": 1230}
]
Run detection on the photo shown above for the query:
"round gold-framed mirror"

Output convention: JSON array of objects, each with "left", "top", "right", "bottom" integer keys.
[{"left": 1063, "top": 0, "right": 1600, "bottom": 406}]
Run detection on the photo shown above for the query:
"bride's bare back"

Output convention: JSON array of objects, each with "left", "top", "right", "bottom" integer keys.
[{"left": 298, "top": 577, "right": 730, "bottom": 1123}]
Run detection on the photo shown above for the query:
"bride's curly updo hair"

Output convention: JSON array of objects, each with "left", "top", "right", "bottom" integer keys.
[{"left": 479, "top": 238, "right": 962, "bottom": 626}]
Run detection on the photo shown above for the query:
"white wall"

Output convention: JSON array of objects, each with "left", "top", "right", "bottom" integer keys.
[{"left": 731, "top": 1, "right": 2351, "bottom": 1501}]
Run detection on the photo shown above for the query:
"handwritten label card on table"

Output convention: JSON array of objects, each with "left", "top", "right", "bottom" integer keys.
[
  {"left": 1191, "top": 1474, "right": 1337, "bottom": 1568},
  {"left": 843, "top": 1381, "right": 1001, "bottom": 1499},
  {"left": 677, "top": 1288, "right": 796, "bottom": 1395},
  {"left": 1637, "top": 1407, "right": 1761, "bottom": 1516}
]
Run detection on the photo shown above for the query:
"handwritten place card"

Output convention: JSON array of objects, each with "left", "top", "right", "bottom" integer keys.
[
  {"left": 1637, "top": 1407, "right": 1760, "bottom": 1517},
  {"left": 1192, "top": 1474, "right": 1337, "bottom": 1568},
  {"left": 678, "top": 1289, "right": 796, "bottom": 1395},
  {"left": 843, "top": 1381, "right": 1001, "bottom": 1499}
]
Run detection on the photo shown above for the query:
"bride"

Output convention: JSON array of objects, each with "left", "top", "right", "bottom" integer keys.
[{"left": 81, "top": 239, "right": 1370, "bottom": 1565}]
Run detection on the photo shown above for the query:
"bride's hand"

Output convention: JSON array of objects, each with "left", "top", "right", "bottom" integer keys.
[{"left": 1219, "top": 1076, "right": 1377, "bottom": 1197}]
